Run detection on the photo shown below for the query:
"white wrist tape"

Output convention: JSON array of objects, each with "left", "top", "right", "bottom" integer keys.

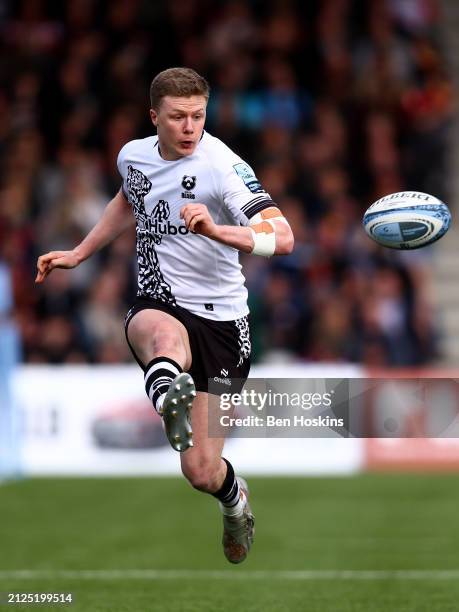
[
  {"left": 250, "top": 227, "right": 276, "bottom": 257},
  {"left": 248, "top": 206, "right": 289, "bottom": 257}
]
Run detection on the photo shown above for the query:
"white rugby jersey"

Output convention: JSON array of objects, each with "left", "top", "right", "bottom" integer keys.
[{"left": 117, "top": 131, "right": 274, "bottom": 321}]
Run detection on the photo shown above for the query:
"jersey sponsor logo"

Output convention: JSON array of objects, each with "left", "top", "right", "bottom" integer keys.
[
  {"left": 150, "top": 200, "right": 189, "bottom": 243},
  {"left": 151, "top": 219, "right": 190, "bottom": 237},
  {"left": 233, "top": 162, "right": 265, "bottom": 194},
  {"left": 181, "top": 175, "right": 196, "bottom": 199}
]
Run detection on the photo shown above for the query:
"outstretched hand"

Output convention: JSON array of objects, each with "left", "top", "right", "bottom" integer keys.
[{"left": 35, "top": 250, "right": 80, "bottom": 283}]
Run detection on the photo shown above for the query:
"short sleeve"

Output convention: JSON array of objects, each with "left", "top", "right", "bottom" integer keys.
[
  {"left": 220, "top": 159, "right": 274, "bottom": 225},
  {"left": 117, "top": 143, "right": 129, "bottom": 199}
]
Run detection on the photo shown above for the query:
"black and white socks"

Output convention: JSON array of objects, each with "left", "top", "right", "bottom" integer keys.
[
  {"left": 144, "top": 357, "right": 182, "bottom": 415},
  {"left": 213, "top": 458, "right": 245, "bottom": 516},
  {"left": 145, "top": 365, "right": 244, "bottom": 516}
]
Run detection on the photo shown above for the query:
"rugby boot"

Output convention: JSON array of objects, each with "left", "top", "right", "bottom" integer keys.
[
  {"left": 222, "top": 477, "right": 255, "bottom": 563},
  {"left": 160, "top": 372, "right": 196, "bottom": 452}
]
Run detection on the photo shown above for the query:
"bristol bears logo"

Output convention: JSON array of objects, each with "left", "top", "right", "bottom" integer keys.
[
  {"left": 182, "top": 175, "right": 196, "bottom": 190},
  {"left": 182, "top": 175, "right": 196, "bottom": 199}
]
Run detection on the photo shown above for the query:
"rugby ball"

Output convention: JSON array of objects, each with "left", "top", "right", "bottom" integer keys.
[{"left": 363, "top": 191, "right": 451, "bottom": 249}]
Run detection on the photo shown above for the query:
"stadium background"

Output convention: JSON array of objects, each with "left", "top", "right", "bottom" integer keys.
[
  {"left": 1, "top": 0, "right": 453, "bottom": 367},
  {"left": 1, "top": 1, "right": 459, "bottom": 611}
]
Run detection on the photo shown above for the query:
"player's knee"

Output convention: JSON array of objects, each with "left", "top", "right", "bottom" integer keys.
[
  {"left": 131, "top": 320, "right": 183, "bottom": 361},
  {"left": 182, "top": 455, "right": 220, "bottom": 492},
  {"left": 150, "top": 326, "right": 183, "bottom": 357},
  {"left": 128, "top": 312, "right": 187, "bottom": 360}
]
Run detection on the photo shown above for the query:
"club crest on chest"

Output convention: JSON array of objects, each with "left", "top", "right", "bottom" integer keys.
[{"left": 182, "top": 175, "right": 196, "bottom": 199}]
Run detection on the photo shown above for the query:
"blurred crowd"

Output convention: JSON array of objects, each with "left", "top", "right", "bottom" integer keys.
[{"left": 0, "top": 0, "right": 453, "bottom": 366}]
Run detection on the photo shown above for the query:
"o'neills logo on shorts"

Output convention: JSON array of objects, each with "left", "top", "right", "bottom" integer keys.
[
  {"left": 214, "top": 369, "right": 231, "bottom": 386},
  {"left": 214, "top": 376, "right": 232, "bottom": 386}
]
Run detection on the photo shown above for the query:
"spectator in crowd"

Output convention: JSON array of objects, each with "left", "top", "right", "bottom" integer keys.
[{"left": 0, "top": 0, "right": 451, "bottom": 367}]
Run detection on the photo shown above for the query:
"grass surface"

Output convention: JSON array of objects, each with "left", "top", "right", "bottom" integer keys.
[{"left": 1, "top": 475, "right": 459, "bottom": 611}]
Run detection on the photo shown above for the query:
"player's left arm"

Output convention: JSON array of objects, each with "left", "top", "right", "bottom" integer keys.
[{"left": 180, "top": 203, "right": 294, "bottom": 256}]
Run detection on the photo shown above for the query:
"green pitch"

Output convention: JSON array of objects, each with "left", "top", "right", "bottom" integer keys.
[{"left": 1, "top": 474, "right": 459, "bottom": 611}]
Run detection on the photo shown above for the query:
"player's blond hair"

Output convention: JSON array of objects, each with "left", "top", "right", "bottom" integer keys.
[{"left": 150, "top": 67, "right": 210, "bottom": 109}]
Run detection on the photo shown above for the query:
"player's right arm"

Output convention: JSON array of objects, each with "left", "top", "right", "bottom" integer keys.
[{"left": 35, "top": 189, "right": 133, "bottom": 283}]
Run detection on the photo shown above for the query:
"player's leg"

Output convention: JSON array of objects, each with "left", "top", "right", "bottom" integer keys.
[
  {"left": 126, "top": 308, "right": 196, "bottom": 451},
  {"left": 180, "top": 391, "right": 254, "bottom": 563},
  {"left": 127, "top": 308, "right": 192, "bottom": 369},
  {"left": 179, "top": 392, "right": 225, "bottom": 490}
]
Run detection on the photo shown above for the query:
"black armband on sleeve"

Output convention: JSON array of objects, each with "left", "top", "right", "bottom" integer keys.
[{"left": 241, "top": 196, "right": 275, "bottom": 219}]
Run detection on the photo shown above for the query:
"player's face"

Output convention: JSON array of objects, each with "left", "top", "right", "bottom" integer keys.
[{"left": 150, "top": 95, "right": 207, "bottom": 160}]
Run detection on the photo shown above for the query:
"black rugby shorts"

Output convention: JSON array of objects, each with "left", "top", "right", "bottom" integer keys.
[{"left": 124, "top": 297, "right": 251, "bottom": 395}]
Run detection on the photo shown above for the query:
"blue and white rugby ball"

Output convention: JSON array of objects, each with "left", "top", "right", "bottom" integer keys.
[{"left": 363, "top": 191, "right": 451, "bottom": 249}]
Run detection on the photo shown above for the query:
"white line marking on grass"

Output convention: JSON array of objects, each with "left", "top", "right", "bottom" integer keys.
[{"left": 1, "top": 570, "right": 459, "bottom": 581}]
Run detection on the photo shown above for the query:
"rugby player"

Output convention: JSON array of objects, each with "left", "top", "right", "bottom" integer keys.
[{"left": 36, "top": 68, "right": 294, "bottom": 563}]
